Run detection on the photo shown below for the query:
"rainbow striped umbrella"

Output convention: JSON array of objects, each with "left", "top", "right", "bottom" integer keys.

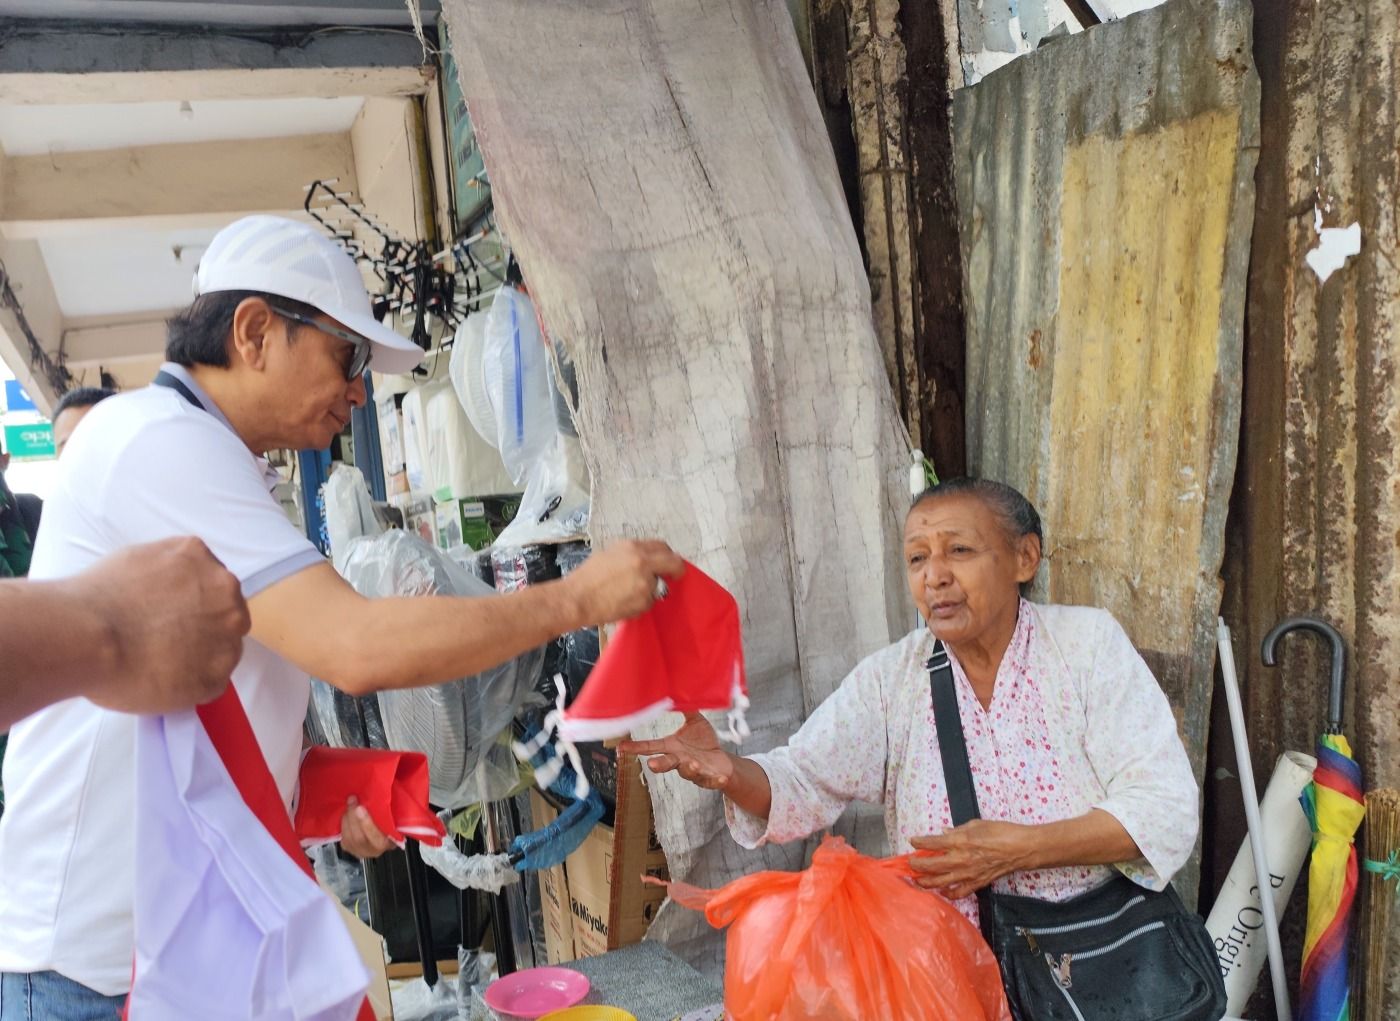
[{"left": 1297, "top": 731, "right": 1366, "bottom": 1021}]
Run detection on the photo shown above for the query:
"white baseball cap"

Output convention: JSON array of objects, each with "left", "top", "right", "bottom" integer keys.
[{"left": 195, "top": 214, "right": 426, "bottom": 375}]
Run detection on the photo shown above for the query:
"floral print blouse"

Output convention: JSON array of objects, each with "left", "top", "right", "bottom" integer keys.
[{"left": 725, "top": 601, "right": 1199, "bottom": 926}]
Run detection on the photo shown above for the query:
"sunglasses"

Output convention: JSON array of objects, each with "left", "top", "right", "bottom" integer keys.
[{"left": 269, "top": 305, "right": 372, "bottom": 381}]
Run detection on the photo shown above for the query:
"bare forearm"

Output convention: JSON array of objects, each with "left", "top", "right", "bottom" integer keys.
[
  {"left": 255, "top": 541, "right": 685, "bottom": 697},
  {"left": 0, "top": 578, "right": 117, "bottom": 730},
  {"left": 320, "top": 581, "right": 586, "bottom": 694},
  {"left": 721, "top": 757, "right": 774, "bottom": 820},
  {"left": 1022, "top": 809, "right": 1142, "bottom": 870}
]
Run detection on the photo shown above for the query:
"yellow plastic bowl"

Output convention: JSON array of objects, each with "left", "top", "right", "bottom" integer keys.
[{"left": 538, "top": 1008, "right": 638, "bottom": 1021}]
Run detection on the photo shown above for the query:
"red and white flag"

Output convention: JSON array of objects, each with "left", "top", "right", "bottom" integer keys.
[{"left": 130, "top": 689, "right": 371, "bottom": 1020}]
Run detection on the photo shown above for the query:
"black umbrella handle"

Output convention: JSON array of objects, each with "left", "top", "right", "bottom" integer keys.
[{"left": 1261, "top": 615, "right": 1347, "bottom": 734}]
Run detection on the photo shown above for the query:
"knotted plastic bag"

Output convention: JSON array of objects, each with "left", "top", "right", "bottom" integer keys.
[{"left": 652, "top": 835, "right": 1009, "bottom": 1021}]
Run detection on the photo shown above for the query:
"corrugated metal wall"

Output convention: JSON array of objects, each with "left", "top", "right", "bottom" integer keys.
[
  {"left": 1222, "top": 0, "right": 1400, "bottom": 1012},
  {"left": 953, "top": 0, "right": 1259, "bottom": 908},
  {"left": 1227, "top": 0, "right": 1400, "bottom": 809},
  {"left": 955, "top": 0, "right": 1165, "bottom": 84}
]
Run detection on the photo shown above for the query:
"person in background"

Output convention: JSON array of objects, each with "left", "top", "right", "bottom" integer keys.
[
  {"left": 52, "top": 386, "right": 117, "bottom": 459},
  {"left": 0, "top": 214, "right": 685, "bottom": 1019},
  {"left": 0, "top": 387, "right": 119, "bottom": 558},
  {"left": 0, "top": 452, "right": 31, "bottom": 579}
]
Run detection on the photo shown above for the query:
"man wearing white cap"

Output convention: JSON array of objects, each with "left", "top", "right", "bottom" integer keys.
[{"left": 0, "top": 215, "right": 683, "bottom": 1017}]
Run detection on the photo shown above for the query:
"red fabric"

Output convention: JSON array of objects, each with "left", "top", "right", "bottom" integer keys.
[
  {"left": 125, "top": 687, "right": 376, "bottom": 1021},
  {"left": 560, "top": 562, "right": 746, "bottom": 735},
  {"left": 295, "top": 747, "right": 446, "bottom": 848},
  {"left": 196, "top": 690, "right": 315, "bottom": 876}
]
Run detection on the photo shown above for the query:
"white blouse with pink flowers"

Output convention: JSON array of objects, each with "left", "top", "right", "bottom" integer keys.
[{"left": 725, "top": 600, "right": 1199, "bottom": 926}]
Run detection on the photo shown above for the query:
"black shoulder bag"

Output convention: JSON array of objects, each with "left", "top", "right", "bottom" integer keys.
[{"left": 927, "top": 641, "right": 1227, "bottom": 1021}]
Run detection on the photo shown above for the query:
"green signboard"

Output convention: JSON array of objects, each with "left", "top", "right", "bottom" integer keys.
[{"left": 4, "top": 422, "right": 54, "bottom": 461}]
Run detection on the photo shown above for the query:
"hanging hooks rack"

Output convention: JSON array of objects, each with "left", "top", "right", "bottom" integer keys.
[{"left": 302, "top": 178, "right": 509, "bottom": 342}]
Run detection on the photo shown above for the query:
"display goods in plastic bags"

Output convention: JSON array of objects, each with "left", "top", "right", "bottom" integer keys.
[
  {"left": 335, "top": 529, "right": 544, "bottom": 808},
  {"left": 652, "top": 836, "right": 1009, "bottom": 1021}
]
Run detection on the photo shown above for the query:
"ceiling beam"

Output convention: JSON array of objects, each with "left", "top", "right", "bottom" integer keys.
[
  {"left": 62, "top": 319, "right": 169, "bottom": 369},
  {"left": 1, "top": 1, "right": 440, "bottom": 28},
  {"left": 0, "top": 238, "right": 66, "bottom": 414},
  {"left": 69, "top": 357, "right": 165, "bottom": 394},
  {"left": 0, "top": 132, "right": 359, "bottom": 238},
  {"left": 0, "top": 21, "right": 435, "bottom": 104}
]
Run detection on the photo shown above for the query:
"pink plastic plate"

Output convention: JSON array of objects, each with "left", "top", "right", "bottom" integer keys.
[{"left": 483, "top": 967, "right": 591, "bottom": 1018}]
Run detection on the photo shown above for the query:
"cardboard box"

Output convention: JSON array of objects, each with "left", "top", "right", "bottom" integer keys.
[
  {"left": 434, "top": 496, "right": 524, "bottom": 552},
  {"left": 399, "top": 495, "right": 437, "bottom": 548},
  {"left": 377, "top": 397, "right": 407, "bottom": 499},
  {"left": 326, "top": 890, "right": 392, "bottom": 1021},
  {"left": 530, "top": 753, "right": 669, "bottom": 965},
  {"left": 435, "top": 499, "right": 495, "bottom": 551},
  {"left": 535, "top": 846, "right": 575, "bottom": 965}
]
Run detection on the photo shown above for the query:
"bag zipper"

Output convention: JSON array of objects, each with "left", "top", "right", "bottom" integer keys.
[
  {"left": 1017, "top": 893, "right": 1147, "bottom": 936},
  {"left": 1038, "top": 921, "right": 1167, "bottom": 1020},
  {"left": 1071, "top": 920, "right": 1166, "bottom": 961}
]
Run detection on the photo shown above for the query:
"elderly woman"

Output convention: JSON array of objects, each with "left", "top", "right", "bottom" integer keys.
[{"left": 627, "top": 477, "right": 1222, "bottom": 1019}]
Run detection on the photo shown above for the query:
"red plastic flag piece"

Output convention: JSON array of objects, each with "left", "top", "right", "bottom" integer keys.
[
  {"left": 295, "top": 747, "right": 447, "bottom": 848},
  {"left": 514, "top": 561, "right": 749, "bottom": 798}
]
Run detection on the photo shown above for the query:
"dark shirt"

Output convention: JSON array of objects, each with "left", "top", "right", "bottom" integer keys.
[
  {"left": 0, "top": 472, "right": 33, "bottom": 578},
  {"left": 15, "top": 492, "right": 41, "bottom": 546}
]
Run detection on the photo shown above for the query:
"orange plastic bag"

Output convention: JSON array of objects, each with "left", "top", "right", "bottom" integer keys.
[{"left": 652, "top": 835, "right": 1009, "bottom": 1021}]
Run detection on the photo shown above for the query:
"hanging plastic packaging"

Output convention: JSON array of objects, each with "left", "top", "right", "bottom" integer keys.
[
  {"left": 335, "top": 529, "right": 544, "bottom": 807},
  {"left": 491, "top": 430, "right": 591, "bottom": 547},
  {"left": 482, "top": 285, "right": 556, "bottom": 486},
  {"left": 652, "top": 836, "right": 1009, "bottom": 1021},
  {"left": 416, "top": 820, "right": 518, "bottom": 895},
  {"left": 455, "top": 290, "right": 590, "bottom": 545},
  {"left": 450, "top": 305, "right": 498, "bottom": 453},
  {"left": 422, "top": 380, "right": 518, "bottom": 501},
  {"left": 400, "top": 385, "right": 434, "bottom": 496},
  {"left": 492, "top": 332, "right": 591, "bottom": 546},
  {"left": 323, "top": 464, "right": 381, "bottom": 563}
]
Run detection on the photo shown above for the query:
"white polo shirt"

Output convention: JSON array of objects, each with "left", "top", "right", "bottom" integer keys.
[{"left": 0, "top": 364, "right": 325, "bottom": 995}]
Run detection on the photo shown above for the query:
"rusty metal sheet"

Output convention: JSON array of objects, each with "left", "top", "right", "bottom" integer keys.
[
  {"left": 953, "top": 0, "right": 1259, "bottom": 826},
  {"left": 1224, "top": 0, "right": 1400, "bottom": 1013}
]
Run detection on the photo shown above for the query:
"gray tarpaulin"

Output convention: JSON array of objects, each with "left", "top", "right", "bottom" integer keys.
[{"left": 441, "top": 0, "right": 913, "bottom": 972}]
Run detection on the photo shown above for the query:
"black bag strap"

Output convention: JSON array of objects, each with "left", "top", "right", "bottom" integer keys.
[{"left": 928, "top": 640, "right": 997, "bottom": 946}]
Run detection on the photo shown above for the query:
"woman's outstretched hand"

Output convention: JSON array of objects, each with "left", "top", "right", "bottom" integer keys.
[{"left": 620, "top": 712, "right": 736, "bottom": 790}]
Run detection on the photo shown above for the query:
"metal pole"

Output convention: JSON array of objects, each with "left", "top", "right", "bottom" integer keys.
[
  {"left": 1219, "top": 619, "right": 1292, "bottom": 1021},
  {"left": 405, "top": 840, "right": 440, "bottom": 989}
]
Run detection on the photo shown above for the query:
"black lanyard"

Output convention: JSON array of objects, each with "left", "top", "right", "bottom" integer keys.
[{"left": 152, "top": 370, "right": 203, "bottom": 411}]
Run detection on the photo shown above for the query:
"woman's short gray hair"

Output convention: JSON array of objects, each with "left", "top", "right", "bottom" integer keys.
[
  {"left": 911, "top": 477, "right": 1041, "bottom": 542},
  {"left": 910, "top": 477, "right": 1043, "bottom": 592}
]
